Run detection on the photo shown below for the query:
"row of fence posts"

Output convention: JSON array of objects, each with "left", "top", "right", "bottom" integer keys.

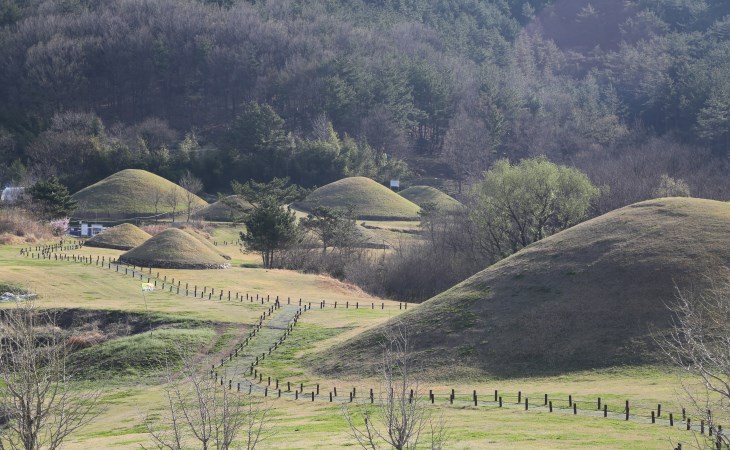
[
  {"left": 20, "top": 245, "right": 725, "bottom": 448},
  {"left": 23, "top": 248, "right": 414, "bottom": 310},
  {"left": 237, "top": 301, "right": 725, "bottom": 447}
]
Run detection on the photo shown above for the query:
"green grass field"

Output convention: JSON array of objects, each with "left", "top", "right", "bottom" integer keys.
[{"left": 0, "top": 236, "right": 712, "bottom": 449}]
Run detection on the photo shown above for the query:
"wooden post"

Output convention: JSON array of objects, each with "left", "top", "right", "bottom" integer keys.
[
  {"left": 574, "top": 403, "right": 577, "bottom": 415},
  {"left": 499, "top": 397, "right": 503, "bottom": 407},
  {"left": 597, "top": 397, "right": 601, "bottom": 410},
  {"left": 329, "top": 392, "right": 333, "bottom": 402},
  {"left": 604, "top": 404, "right": 608, "bottom": 418},
  {"left": 474, "top": 390, "right": 477, "bottom": 406},
  {"left": 687, "top": 418, "right": 691, "bottom": 431},
  {"left": 494, "top": 390, "right": 498, "bottom": 402},
  {"left": 518, "top": 391, "right": 521, "bottom": 404},
  {"left": 545, "top": 394, "right": 548, "bottom": 406},
  {"left": 312, "top": 392, "right": 315, "bottom": 401},
  {"left": 652, "top": 411, "right": 655, "bottom": 424},
  {"left": 626, "top": 400, "right": 629, "bottom": 421},
  {"left": 670, "top": 413, "right": 674, "bottom": 426},
  {"left": 549, "top": 401, "right": 553, "bottom": 412},
  {"left": 569, "top": 395, "right": 572, "bottom": 407},
  {"left": 658, "top": 404, "right": 661, "bottom": 417},
  {"left": 525, "top": 398, "right": 528, "bottom": 410}
]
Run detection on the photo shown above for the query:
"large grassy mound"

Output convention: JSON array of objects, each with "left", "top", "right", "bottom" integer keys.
[
  {"left": 72, "top": 169, "right": 207, "bottom": 219},
  {"left": 84, "top": 223, "right": 152, "bottom": 250},
  {"left": 294, "top": 177, "right": 421, "bottom": 220},
  {"left": 119, "top": 228, "right": 230, "bottom": 269},
  {"left": 193, "top": 195, "right": 252, "bottom": 222},
  {"left": 314, "top": 198, "right": 730, "bottom": 376},
  {"left": 399, "top": 185, "right": 462, "bottom": 210},
  {"left": 178, "top": 226, "right": 231, "bottom": 260}
]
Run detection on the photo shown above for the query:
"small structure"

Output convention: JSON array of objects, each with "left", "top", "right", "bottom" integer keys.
[
  {"left": 389, "top": 180, "right": 400, "bottom": 191},
  {"left": 69, "top": 222, "right": 105, "bottom": 237},
  {"left": 1, "top": 187, "right": 25, "bottom": 204}
]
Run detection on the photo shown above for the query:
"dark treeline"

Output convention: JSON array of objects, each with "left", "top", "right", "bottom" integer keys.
[{"left": 1, "top": 0, "right": 730, "bottom": 206}]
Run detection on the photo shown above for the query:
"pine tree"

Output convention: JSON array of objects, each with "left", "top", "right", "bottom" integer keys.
[{"left": 28, "top": 176, "right": 77, "bottom": 219}]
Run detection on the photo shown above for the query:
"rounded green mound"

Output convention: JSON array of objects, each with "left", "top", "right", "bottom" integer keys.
[
  {"left": 294, "top": 177, "right": 421, "bottom": 220},
  {"left": 119, "top": 228, "right": 230, "bottom": 269},
  {"left": 314, "top": 198, "right": 730, "bottom": 376},
  {"left": 193, "top": 196, "right": 252, "bottom": 222},
  {"left": 178, "top": 226, "right": 231, "bottom": 260},
  {"left": 72, "top": 169, "right": 207, "bottom": 219},
  {"left": 399, "top": 186, "right": 462, "bottom": 211},
  {"left": 84, "top": 223, "right": 152, "bottom": 250}
]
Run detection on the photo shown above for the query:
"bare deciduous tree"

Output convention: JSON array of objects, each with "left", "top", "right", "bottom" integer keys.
[
  {"left": 342, "top": 322, "right": 448, "bottom": 450},
  {"left": 166, "top": 186, "right": 181, "bottom": 223},
  {"left": 143, "top": 351, "right": 272, "bottom": 450},
  {"left": 0, "top": 300, "right": 101, "bottom": 450},
  {"left": 657, "top": 278, "right": 730, "bottom": 449},
  {"left": 152, "top": 187, "right": 164, "bottom": 224},
  {"left": 179, "top": 172, "right": 203, "bottom": 222}
]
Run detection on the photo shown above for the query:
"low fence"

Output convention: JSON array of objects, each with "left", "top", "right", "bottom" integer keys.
[
  {"left": 18, "top": 244, "right": 725, "bottom": 449},
  {"left": 21, "top": 246, "right": 415, "bottom": 311}
]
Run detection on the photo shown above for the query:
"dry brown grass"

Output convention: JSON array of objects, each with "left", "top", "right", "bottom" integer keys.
[{"left": 0, "top": 208, "right": 54, "bottom": 244}]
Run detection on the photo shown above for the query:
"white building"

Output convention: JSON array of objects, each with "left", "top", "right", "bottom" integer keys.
[{"left": 1, "top": 187, "right": 25, "bottom": 204}]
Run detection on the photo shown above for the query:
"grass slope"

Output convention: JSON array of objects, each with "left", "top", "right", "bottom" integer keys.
[
  {"left": 294, "top": 177, "right": 421, "bottom": 220},
  {"left": 315, "top": 198, "right": 730, "bottom": 376},
  {"left": 399, "top": 185, "right": 462, "bottom": 210},
  {"left": 84, "top": 223, "right": 152, "bottom": 250},
  {"left": 120, "top": 228, "right": 230, "bottom": 269},
  {"left": 178, "top": 226, "right": 232, "bottom": 260},
  {"left": 72, "top": 169, "right": 207, "bottom": 218},
  {"left": 193, "top": 195, "right": 251, "bottom": 222}
]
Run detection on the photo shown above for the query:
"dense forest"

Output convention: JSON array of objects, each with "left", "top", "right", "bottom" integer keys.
[{"left": 1, "top": 0, "right": 730, "bottom": 209}]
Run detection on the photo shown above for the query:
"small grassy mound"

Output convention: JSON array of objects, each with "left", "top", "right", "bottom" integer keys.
[
  {"left": 72, "top": 169, "right": 207, "bottom": 219},
  {"left": 119, "top": 228, "right": 230, "bottom": 269},
  {"left": 71, "top": 327, "right": 216, "bottom": 380},
  {"left": 399, "top": 185, "right": 462, "bottom": 210},
  {"left": 84, "top": 223, "right": 152, "bottom": 250},
  {"left": 315, "top": 198, "right": 730, "bottom": 377},
  {"left": 294, "top": 177, "right": 421, "bottom": 220},
  {"left": 193, "top": 196, "right": 252, "bottom": 222}
]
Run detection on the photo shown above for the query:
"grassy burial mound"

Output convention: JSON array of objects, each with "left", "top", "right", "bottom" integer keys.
[
  {"left": 119, "top": 228, "right": 230, "bottom": 269},
  {"left": 399, "top": 185, "right": 462, "bottom": 211},
  {"left": 83, "top": 223, "right": 152, "bottom": 250},
  {"left": 72, "top": 169, "right": 207, "bottom": 219},
  {"left": 294, "top": 177, "right": 421, "bottom": 220},
  {"left": 315, "top": 198, "right": 730, "bottom": 377},
  {"left": 193, "top": 195, "right": 252, "bottom": 222},
  {"left": 179, "top": 226, "right": 231, "bottom": 260}
]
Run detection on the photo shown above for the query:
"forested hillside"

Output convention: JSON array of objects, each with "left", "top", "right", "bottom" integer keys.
[{"left": 1, "top": 0, "right": 730, "bottom": 206}]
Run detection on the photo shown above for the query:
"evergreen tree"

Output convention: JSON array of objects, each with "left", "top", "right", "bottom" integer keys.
[
  {"left": 28, "top": 176, "right": 77, "bottom": 219},
  {"left": 241, "top": 197, "right": 299, "bottom": 269}
]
